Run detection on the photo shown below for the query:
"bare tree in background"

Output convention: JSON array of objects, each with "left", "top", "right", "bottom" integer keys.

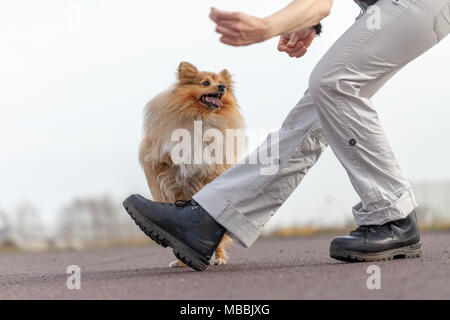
[
  {"left": 0, "top": 209, "right": 15, "bottom": 246},
  {"left": 58, "top": 198, "right": 93, "bottom": 248},
  {"left": 57, "top": 195, "right": 144, "bottom": 249},
  {"left": 13, "top": 203, "right": 44, "bottom": 248}
]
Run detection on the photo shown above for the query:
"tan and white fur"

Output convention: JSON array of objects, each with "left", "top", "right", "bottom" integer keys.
[{"left": 139, "top": 62, "right": 245, "bottom": 267}]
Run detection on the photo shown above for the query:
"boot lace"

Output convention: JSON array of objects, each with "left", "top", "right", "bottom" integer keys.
[{"left": 174, "top": 200, "right": 196, "bottom": 208}]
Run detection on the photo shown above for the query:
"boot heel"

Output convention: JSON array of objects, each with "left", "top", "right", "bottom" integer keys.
[{"left": 403, "top": 242, "right": 422, "bottom": 259}]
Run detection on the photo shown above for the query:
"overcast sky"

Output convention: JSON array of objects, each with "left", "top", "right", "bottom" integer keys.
[{"left": 1, "top": 0, "right": 449, "bottom": 230}]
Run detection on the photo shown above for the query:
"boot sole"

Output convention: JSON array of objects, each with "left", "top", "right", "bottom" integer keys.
[
  {"left": 330, "top": 242, "right": 422, "bottom": 262},
  {"left": 123, "top": 199, "right": 210, "bottom": 271}
]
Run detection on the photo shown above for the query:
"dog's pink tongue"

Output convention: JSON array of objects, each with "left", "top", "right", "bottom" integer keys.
[{"left": 206, "top": 96, "right": 223, "bottom": 108}]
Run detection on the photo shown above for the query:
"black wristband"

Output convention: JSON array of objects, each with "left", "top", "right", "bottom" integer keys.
[{"left": 313, "top": 23, "right": 322, "bottom": 36}]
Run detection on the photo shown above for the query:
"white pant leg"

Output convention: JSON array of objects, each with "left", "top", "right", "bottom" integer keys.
[
  {"left": 194, "top": 0, "right": 450, "bottom": 247},
  {"left": 309, "top": 0, "right": 449, "bottom": 225},
  {"left": 194, "top": 91, "right": 327, "bottom": 247}
]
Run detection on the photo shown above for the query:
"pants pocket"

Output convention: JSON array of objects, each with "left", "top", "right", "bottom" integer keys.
[{"left": 435, "top": 1, "right": 450, "bottom": 42}]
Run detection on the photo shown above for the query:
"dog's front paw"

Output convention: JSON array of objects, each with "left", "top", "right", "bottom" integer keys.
[
  {"left": 169, "top": 260, "right": 187, "bottom": 268},
  {"left": 213, "top": 258, "right": 227, "bottom": 266}
]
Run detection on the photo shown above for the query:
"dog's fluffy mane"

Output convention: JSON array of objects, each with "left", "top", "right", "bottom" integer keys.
[{"left": 139, "top": 84, "right": 245, "bottom": 202}]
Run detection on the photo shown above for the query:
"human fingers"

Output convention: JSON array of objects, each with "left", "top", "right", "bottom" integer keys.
[
  {"left": 286, "top": 32, "right": 299, "bottom": 48},
  {"left": 211, "top": 7, "right": 242, "bottom": 22},
  {"left": 220, "top": 35, "right": 245, "bottom": 46},
  {"left": 277, "top": 35, "right": 290, "bottom": 52},
  {"left": 216, "top": 25, "right": 240, "bottom": 38},
  {"left": 291, "top": 40, "right": 305, "bottom": 52},
  {"left": 302, "top": 29, "right": 316, "bottom": 48},
  {"left": 289, "top": 46, "right": 308, "bottom": 58},
  {"left": 216, "top": 19, "right": 245, "bottom": 33}
]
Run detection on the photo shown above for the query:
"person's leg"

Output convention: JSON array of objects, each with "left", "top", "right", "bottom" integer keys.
[
  {"left": 194, "top": 91, "right": 327, "bottom": 247},
  {"left": 309, "top": 0, "right": 449, "bottom": 226},
  {"left": 124, "top": 0, "right": 450, "bottom": 270},
  {"left": 194, "top": 0, "right": 450, "bottom": 248},
  {"left": 124, "top": 91, "right": 329, "bottom": 270},
  {"left": 306, "top": 0, "right": 449, "bottom": 261}
]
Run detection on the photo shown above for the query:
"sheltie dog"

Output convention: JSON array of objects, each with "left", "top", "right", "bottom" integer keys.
[{"left": 139, "top": 62, "right": 245, "bottom": 267}]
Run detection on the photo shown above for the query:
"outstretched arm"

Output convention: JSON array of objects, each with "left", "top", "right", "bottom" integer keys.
[
  {"left": 210, "top": 0, "right": 333, "bottom": 46},
  {"left": 266, "top": 0, "right": 332, "bottom": 36}
]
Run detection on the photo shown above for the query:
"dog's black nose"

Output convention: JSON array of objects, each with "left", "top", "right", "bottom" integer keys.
[{"left": 217, "top": 84, "right": 226, "bottom": 93}]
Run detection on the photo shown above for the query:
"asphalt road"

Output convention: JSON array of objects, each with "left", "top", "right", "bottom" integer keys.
[{"left": 1, "top": 231, "right": 449, "bottom": 299}]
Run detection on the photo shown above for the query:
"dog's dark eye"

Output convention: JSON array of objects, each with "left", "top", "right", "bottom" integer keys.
[{"left": 202, "top": 81, "right": 210, "bottom": 86}]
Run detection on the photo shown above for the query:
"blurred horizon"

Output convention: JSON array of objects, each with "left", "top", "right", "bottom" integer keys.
[{"left": 1, "top": 0, "right": 450, "bottom": 249}]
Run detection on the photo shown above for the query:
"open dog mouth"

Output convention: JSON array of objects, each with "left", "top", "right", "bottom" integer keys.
[{"left": 200, "top": 93, "right": 223, "bottom": 110}]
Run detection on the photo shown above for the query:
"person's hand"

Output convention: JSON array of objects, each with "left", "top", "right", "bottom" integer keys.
[
  {"left": 210, "top": 7, "right": 274, "bottom": 46},
  {"left": 277, "top": 28, "right": 316, "bottom": 58}
]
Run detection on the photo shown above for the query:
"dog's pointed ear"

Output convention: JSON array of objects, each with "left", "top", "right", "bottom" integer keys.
[
  {"left": 220, "top": 69, "right": 233, "bottom": 87},
  {"left": 178, "top": 62, "right": 198, "bottom": 81}
]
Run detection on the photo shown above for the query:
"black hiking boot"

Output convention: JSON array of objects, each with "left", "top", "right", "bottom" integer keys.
[
  {"left": 330, "top": 211, "right": 421, "bottom": 262},
  {"left": 123, "top": 194, "right": 226, "bottom": 271}
]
